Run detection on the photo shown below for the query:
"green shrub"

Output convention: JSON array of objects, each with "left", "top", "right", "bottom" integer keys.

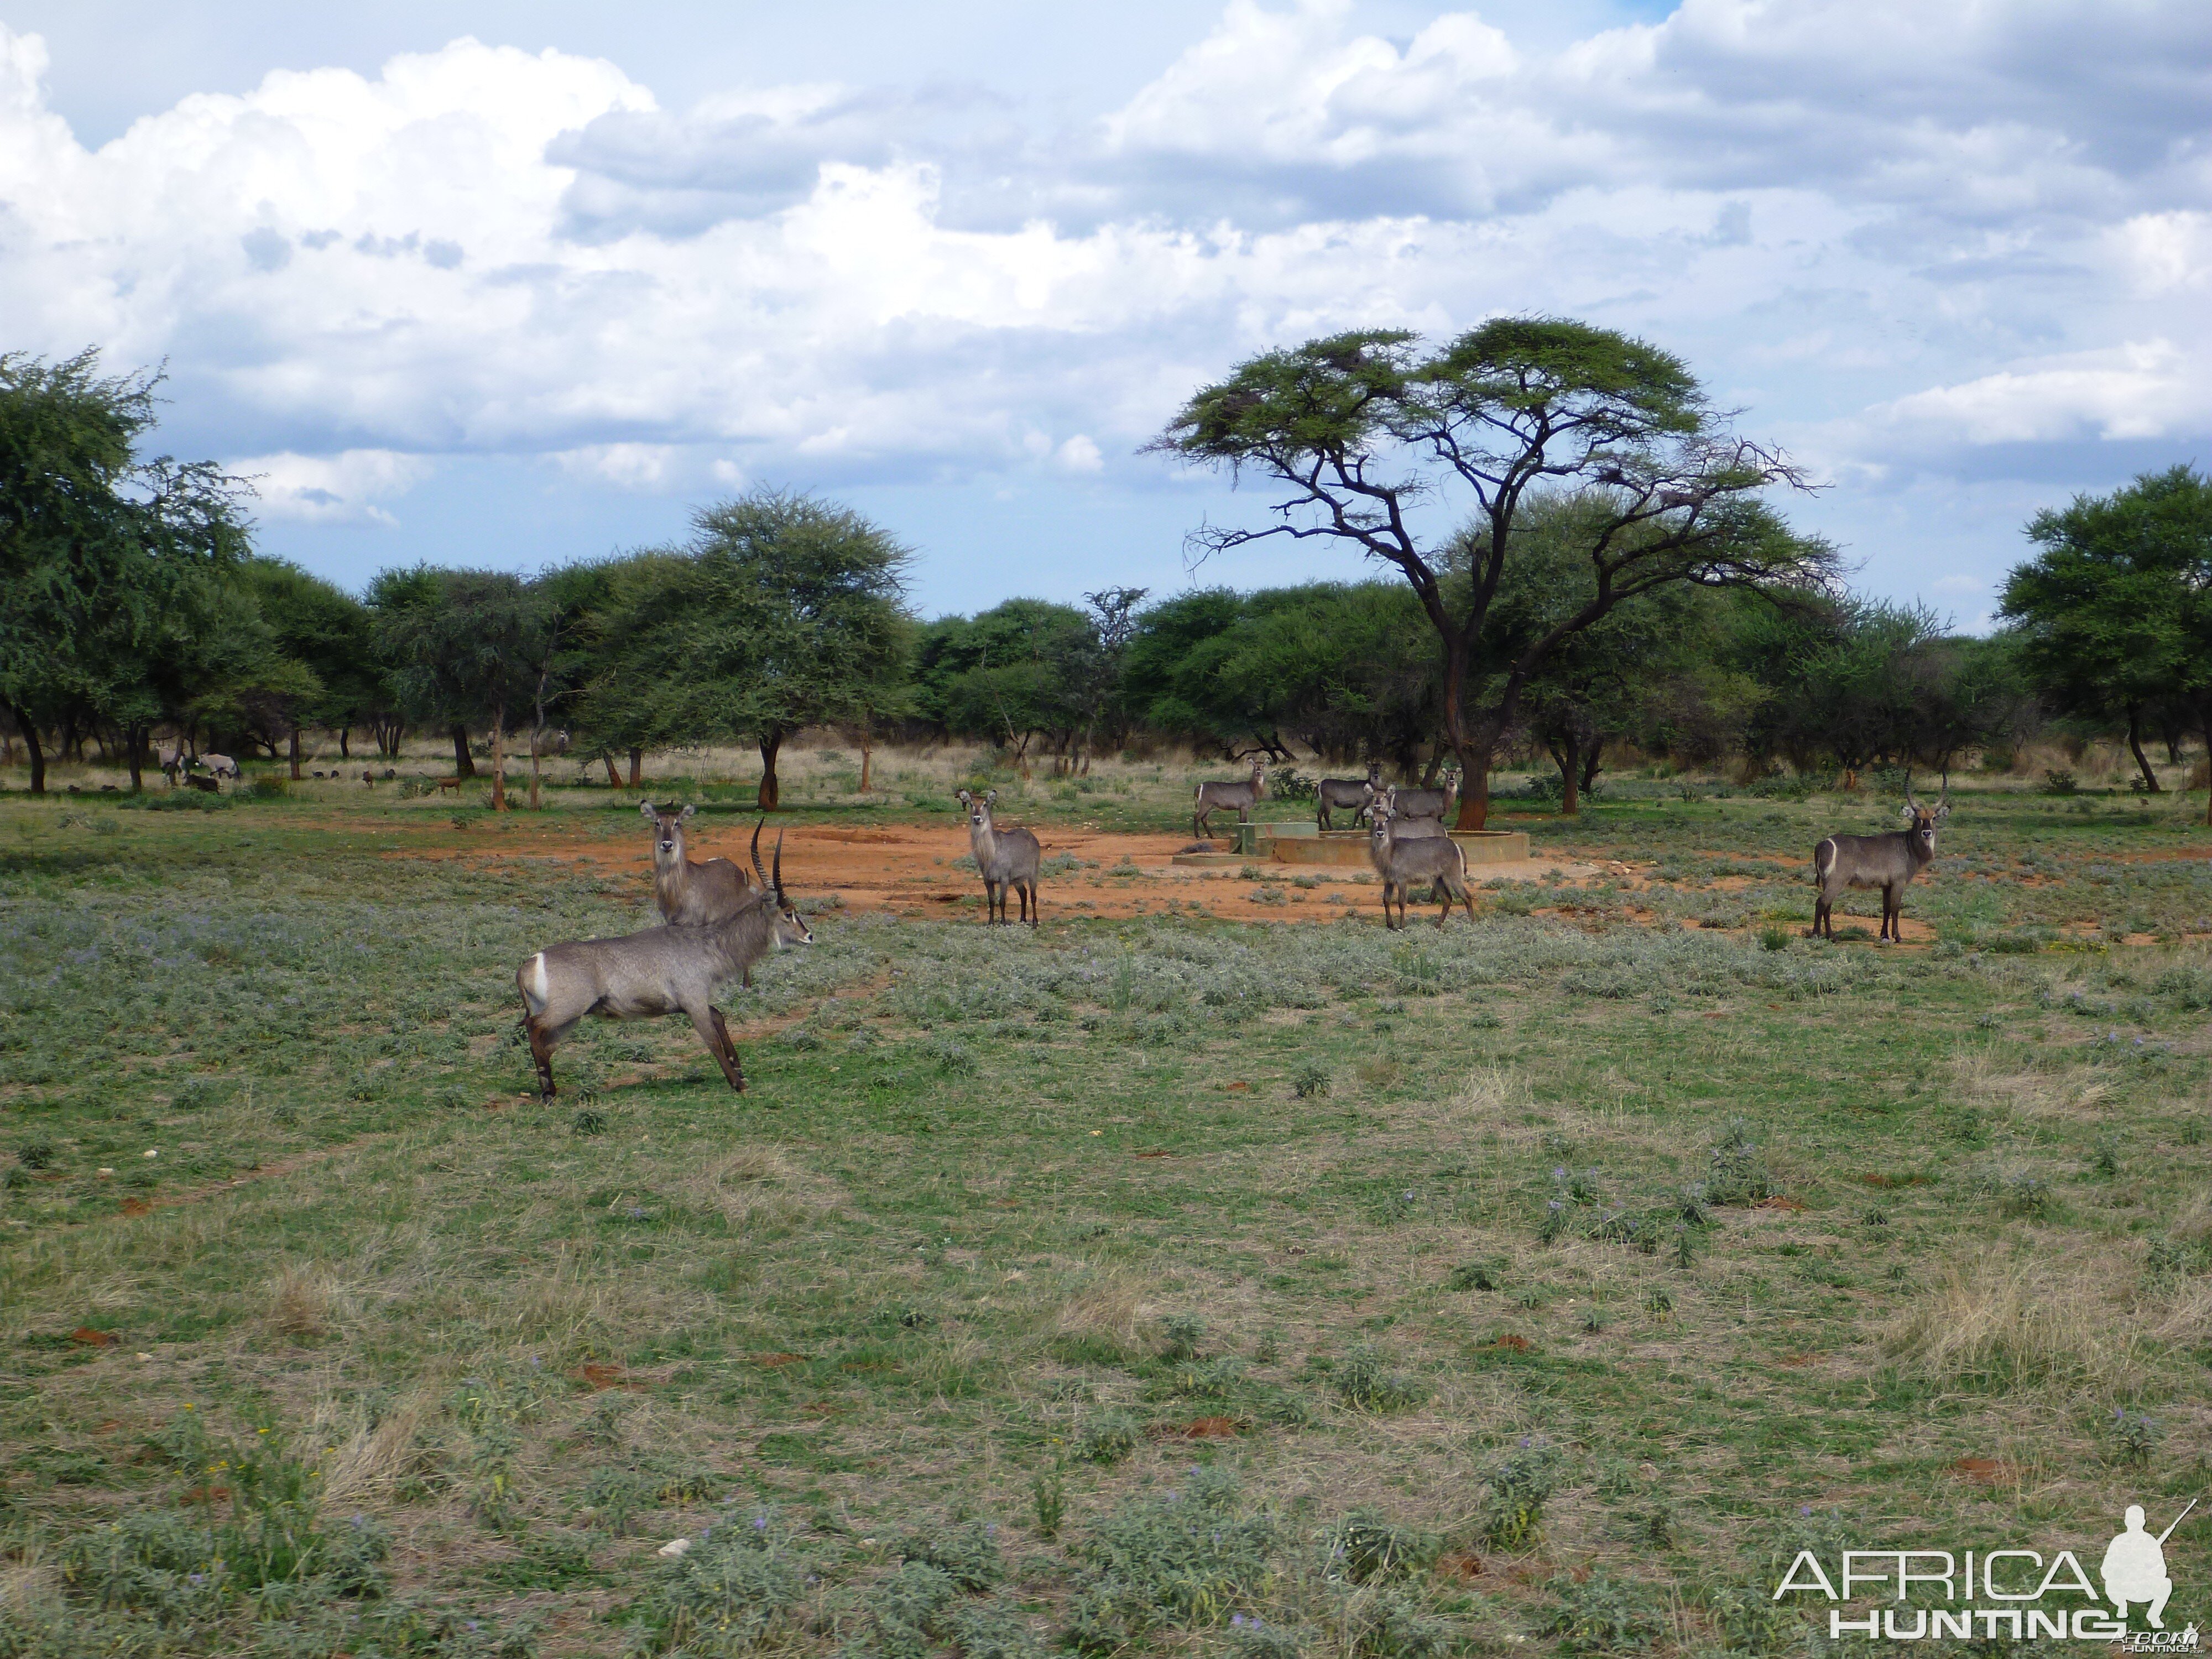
[
  {"left": 1334, "top": 1343, "right": 1427, "bottom": 1411},
  {"left": 1538, "top": 1570, "right": 1665, "bottom": 1655},
  {"left": 898, "top": 1519, "right": 1003, "bottom": 1590},
  {"left": 1074, "top": 1411, "right": 1142, "bottom": 1464},
  {"left": 1319, "top": 1511, "right": 1439, "bottom": 1584},
  {"left": 1478, "top": 1439, "right": 1561, "bottom": 1550},
  {"left": 1291, "top": 1063, "right": 1331, "bottom": 1098},
  {"left": 1071, "top": 1468, "right": 1278, "bottom": 1639},
  {"left": 628, "top": 1507, "right": 808, "bottom": 1655},
  {"left": 17, "top": 1137, "right": 55, "bottom": 1170}
]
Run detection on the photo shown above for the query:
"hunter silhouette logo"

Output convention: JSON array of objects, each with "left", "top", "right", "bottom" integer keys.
[
  {"left": 2105, "top": 1501, "right": 2192, "bottom": 1630},
  {"left": 1773, "top": 1500, "right": 2200, "bottom": 1643}
]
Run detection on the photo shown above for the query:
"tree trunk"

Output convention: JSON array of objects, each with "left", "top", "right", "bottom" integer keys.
[
  {"left": 2201, "top": 708, "right": 2212, "bottom": 828},
  {"left": 758, "top": 726, "right": 784, "bottom": 811},
  {"left": 288, "top": 724, "right": 302, "bottom": 781},
  {"left": 2126, "top": 706, "right": 2161, "bottom": 792},
  {"left": 603, "top": 750, "right": 622, "bottom": 787},
  {"left": 858, "top": 721, "right": 873, "bottom": 794},
  {"left": 126, "top": 723, "right": 146, "bottom": 793},
  {"left": 627, "top": 748, "right": 643, "bottom": 789},
  {"left": 1581, "top": 737, "right": 1603, "bottom": 796},
  {"left": 489, "top": 708, "right": 508, "bottom": 812},
  {"left": 339, "top": 727, "right": 351, "bottom": 760},
  {"left": 451, "top": 725, "right": 476, "bottom": 778},
  {"left": 1553, "top": 735, "right": 1581, "bottom": 816},
  {"left": 2, "top": 700, "right": 45, "bottom": 795},
  {"left": 529, "top": 723, "right": 544, "bottom": 811}
]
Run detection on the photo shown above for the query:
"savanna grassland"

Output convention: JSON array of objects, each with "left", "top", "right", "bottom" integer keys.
[{"left": 3, "top": 759, "right": 2210, "bottom": 1658}]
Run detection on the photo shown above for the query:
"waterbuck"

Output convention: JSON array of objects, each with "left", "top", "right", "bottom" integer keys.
[
  {"left": 517, "top": 822, "right": 811, "bottom": 1101},
  {"left": 956, "top": 788, "right": 1042, "bottom": 927},
  {"left": 1810, "top": 781, "right": 1949, "bottom": 943},
  {"left": 1193, "top": 754, "right": 1268, "bottom": 841},
  {"left": 1366, "top": 775, "right": 1454, "bottom": 827},
  {"left": 1374, "top": 785, "right": 1449, "bottom": 838},
  {"left": 1316, "top": 761, "right": 1382, "bottom": 831},
  {"left": 641, "top": 802, "right": 758, "bottom": 925},
  {"left": 1368, "top": 798, "right": 1474, "bottom": 929}
]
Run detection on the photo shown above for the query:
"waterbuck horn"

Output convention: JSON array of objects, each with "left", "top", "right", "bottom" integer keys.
[
  {"left": 750, "top": 817, "right": 768, "bottom": 893},
  {"left": 1903, "top": 775, "right": 1921, "bottom": 813},
  {"left": 773, "top": 830, "right": 786, "bottom": 903}
]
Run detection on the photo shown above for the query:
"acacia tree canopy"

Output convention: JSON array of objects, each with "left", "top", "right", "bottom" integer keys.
[
  {"left": 2001, "top": 465, "right": 2212, "bottom": 815},
  {"left": 1150, "top": 318, "right": 1835, "bottom": 826}
]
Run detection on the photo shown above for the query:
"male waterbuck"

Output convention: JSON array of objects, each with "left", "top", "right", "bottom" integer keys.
[
  {"left": 1368, "top": 798, "right": 1474, "bottom": 929},
  {"left": 1810, "top": 781, "right": 1949, "bottom": 943},
  {"left": 956, "top": 788, "right": 1042, "bottom": 927},
  {"left": 1317, "top": 761, "right": 1382, "bottom": 831},
  {"left": 517, "top": 823, "right": 811, "bottom": 1100},
  {"left": 1193, "top": 754, "right": 1268, "bottom": 841}
]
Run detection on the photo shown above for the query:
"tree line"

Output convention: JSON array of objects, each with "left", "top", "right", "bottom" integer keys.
[{"left": 6, "top": 340, "right": 2210, "bottom": 817}]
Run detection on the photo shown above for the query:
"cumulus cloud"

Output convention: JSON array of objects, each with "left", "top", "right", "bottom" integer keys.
[{"left": 0, "top": 3, "right": 2208, "bottom": 599}]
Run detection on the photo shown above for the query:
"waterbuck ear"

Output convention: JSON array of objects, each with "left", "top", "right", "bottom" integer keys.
[
  {"left": 639, "top": 800, "right": 658, "bottom": 820},
  {"left": 679, "top": 805, "right": 696, "bottom": 822},
  {"left": 1900, "top": 802, "right": 1916, "bottom": 822}
]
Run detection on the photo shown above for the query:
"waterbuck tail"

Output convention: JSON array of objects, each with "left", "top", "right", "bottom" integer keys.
[
  {"left": 1813, "top": 838, "right": 1837, "bottom": 884},
  {"left": 520, "top": 951, "right": 552, "bottom": 1018}
]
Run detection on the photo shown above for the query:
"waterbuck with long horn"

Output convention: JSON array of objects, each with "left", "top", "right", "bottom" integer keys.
[
  {"left": 956, "top": 787, "right": 1042, "bottom": 927},
  {"left": 1193, "top": 754, "right": 1268, "bottom": 841},
  {"left": 1810, "top": 779, "right": 1949, "bottom": 943},
  {"left": 1368, "top": 797, "right": 1474, "bottom": 929},
  {"left": 1316, "top": 761, "right": 1382, "bottom": 831},
  {"left": 517, "top": 822, "right": 811, "bottom": 1100}
]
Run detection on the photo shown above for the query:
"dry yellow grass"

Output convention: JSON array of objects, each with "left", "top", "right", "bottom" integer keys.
[
  {"left": 681, "top": 1144, "right": 840, "bottom": 1227},
  {"left": 1048, "top": 1270, "right": 1147, "bottom": 1358},
  {"left": 1949, "top": 1048, "right": 2113, "bottom": 1120},
  {"left": 1880, "top": 1251, "right": 2209, "bottom": 1392}
]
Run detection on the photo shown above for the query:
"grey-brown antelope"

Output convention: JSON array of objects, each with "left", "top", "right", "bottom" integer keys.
[
  {"left": 1374, "top": 785, "right": 1449, "bottom": 838},
  {"left": 644, "top": 800, "right": 764, "bottom": 983},
  {"left": 642, "top": 801, "right": 758, "bottom": 924},
  {"left": 1365, "top": 774, "right": 1453, "bottom": 828},
  {"left": 1368, "top": 797, "right": 1473, "bottom": 929},
  {"left": 956, "top": 787, "right": 1042, "bottom": 927},
  {"left": 1316, "top": 761, "right": 1381, "bottom": 831},
  {"left": 517, "top": 822, "right": 811, "bottom": 1100},
  {"left": 1810, "top": 780, "right": 1949, "bottom": 943},
  {"left": 1193, "top": 754, "right": 1267, "bottom": 841}
]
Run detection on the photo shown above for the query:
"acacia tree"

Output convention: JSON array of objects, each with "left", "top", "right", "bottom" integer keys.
[
  {"left": 2001, "top": 466, "right": 2212, "bottom": 811},
  {"left": 1149, "top": 319, "right": 1834, "bottom": 827},
  {"left": 374, "top": 568, "right": 547, "bottom": 810},
  {"left": 0, "top": 351, "right": 257, "bottom": 792},
  {"left": 587, "top": 491, "right": 910, "bottom": 809}
]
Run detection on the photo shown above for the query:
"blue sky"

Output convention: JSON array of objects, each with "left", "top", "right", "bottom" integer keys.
[{"left": 3, "top": 1, "right": 2207, "bottom": 625}]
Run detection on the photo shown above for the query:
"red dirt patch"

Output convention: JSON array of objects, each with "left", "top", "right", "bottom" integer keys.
[
  {"left": 1150, "top": 1416, "right": 1244, "bottom": 1439},
  {"left": 69, "top": 1327, "right": 116, "bottom": 1347},
  {"left": 1492, "top": 1333, "right": 1532, "bottom": 1352},
  {"left": 572, "top": 1363, "right": 644, "bottom": 1390},
  {"left": 1948, "top": 1457, "right": 2016, "bottom": 1484},
  {"left": 1439, "top": 1551, "right": 1485, "bottom": 1580},
  {"left": 745, "top": 1352, "right": 808, "bottom": 1368},
  {"left": 1752, "top": 1196, "right": 1808, "bottom": 1212},
  {"left": 119, "top": 1198, "right": 151, "bottom": 1216},
  {"left": 1857, "top": 1172, "right": 1929, "bottom": 1189}
]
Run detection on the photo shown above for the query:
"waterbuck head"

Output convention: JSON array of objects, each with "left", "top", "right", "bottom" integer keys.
[
  {"left": 956, "top": 788, "right": 998, "bottom": 832},
  {"left": 640, "top": 801, "right": 696, "bottom": 867},
  {"left": 749, "top": 820, "right": 814, "bottom": 949},
  {"left": 1900, "top": 780, "right": 1952, "bottom": 858}
]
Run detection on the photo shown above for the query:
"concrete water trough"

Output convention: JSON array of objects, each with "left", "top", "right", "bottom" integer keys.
[{"left": 1170, "top": 821, "right": 1532, "bottom": 868}]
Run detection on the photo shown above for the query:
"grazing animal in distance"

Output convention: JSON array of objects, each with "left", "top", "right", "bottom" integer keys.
[
  {"left": 1368, "top": 797, "right": 1473, "bottom": 930},
  {"left": 432, "top": 777, "right": 465, "bottom": 795},
  {"left": 1367, "top": 775, "right": 1453, "bottom": 828},
  {"left": 1811, "top": 780, "right": 1949, "bottom": 943},
  {"left": 517, "top": 822, "right": 812, "bottom": 1101},
  {"left": 197, "top": 753, "right": 239, "bottom": 784},
  {"left": 956, "top": 787, "right": 1042, "bottom": 927},
  {"left": 1193, "top": 754, "right": 1268, "bottom": 842},
  {"left": 1317, "top": 761, "right": 1382, "bottom": 831},
  {"left": 1375, "top": 785, "right": 1449, "bottom": 839},
  {"left": 158, "top": 742, "right": 189, "bottom": 787}
]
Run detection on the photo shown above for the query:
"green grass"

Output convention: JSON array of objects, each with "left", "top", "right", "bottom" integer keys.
[{"left": 2, "top": 775, "right": 2210, "bottom": 1655}]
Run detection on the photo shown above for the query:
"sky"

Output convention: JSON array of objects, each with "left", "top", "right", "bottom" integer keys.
[{"left": 2, "top": 1, "right": 2208, "bottom": 627}]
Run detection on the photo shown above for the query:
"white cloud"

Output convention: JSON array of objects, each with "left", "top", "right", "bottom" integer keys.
[
  {"left": 228, "top": 448, "right": 433, "bottom": 524},
  {"left": 1, "top": 4, "right": 2209, "bottom": 608}
]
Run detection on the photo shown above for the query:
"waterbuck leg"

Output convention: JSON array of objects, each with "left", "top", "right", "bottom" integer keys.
[
  {"left": 1023, "top": 882, "right": 1038, "bottom": 929},
  {"left": 525, "top": 1015, "right": 560, "bottom": 1102},
  {"left": 691, "top": 1004, "right": 747, "bottom": 1094}
]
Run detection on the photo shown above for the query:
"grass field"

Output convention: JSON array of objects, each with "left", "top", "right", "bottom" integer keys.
[{"left": 3, "top": 760, "right": 2209, "bottom": 1657}]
